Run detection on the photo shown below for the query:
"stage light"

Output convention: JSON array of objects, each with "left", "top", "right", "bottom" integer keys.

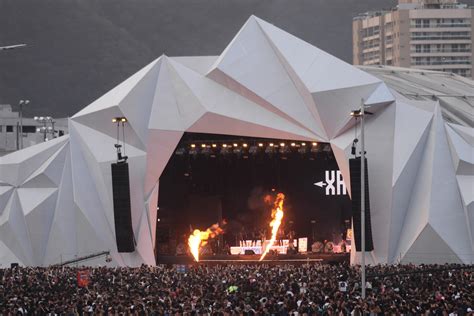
[
  {"left": 258, "top": 143, "right": 264, "bottom": 147},
  {"left": 249, "top": 145, "right": 258, "bottom": 154},
  {"left": 112, "top": 116, "right": 127, "bottom": 123},
  {"left": 269, "top": 143, "right": 274, "bottom": 147},
  {"left": 298, "top": 146, "right": 307, "bottom": 154},
  {"left": 201, "top": 144, "right": 206, "bottom": 148},
  {"left": 189, "top": 144, "right": 198, "bottom": 155},
  {"left": 220, "top": 146, "right": 230, "bottom": 154},
  {"left": 243, "top": 143, "right": 248, "bottom": 148},
  {"left": 279, "top": 145, "right": 290, "bottom": 154},
  {"left": 301, "top": 142, "right": 306, "bottom": 146},
  {"left": 291, "top": 143, "right": 296, "bottom": 147},
  {"left": 233, "top": 143, "right": 238, "bottom": 147},
  {"left": 265, "top": 145, "right": 274, "bottom": 154},
  {"left": 312, "top": 142, "right": 318, "bottom": 146},
  {"left": 201, "top": 146, "right": 211, "bottom": 155},
  {"left": 280, "top": 142, "right": 285, "bottom": 147},
  {"left": 351, "top": 110, "right": 361, "bottom": 117},
  {"left": 175, "top": 147, "right": 186, "bottom": 155},
  {"left": 212, "top": 144, "right": 217, "bottom": 148}
]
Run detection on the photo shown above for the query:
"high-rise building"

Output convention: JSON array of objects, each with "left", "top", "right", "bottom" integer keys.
[{"left": 353, "top": 0, "right": 474, "bottom": 78}]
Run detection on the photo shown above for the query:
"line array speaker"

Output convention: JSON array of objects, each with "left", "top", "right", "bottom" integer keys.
[
  {"left": 111, "top": 162, "right": 135, "bottom": 252},
  {"left": 349, "top": 157, "right": 374, "bottom": 252}
]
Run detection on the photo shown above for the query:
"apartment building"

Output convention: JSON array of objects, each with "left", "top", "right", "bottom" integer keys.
[
  {"left": 353, "top": 0, "right": 474, "bottom": 79},
  {"left": 0, "top": 104, "right": 68, "bottom": 155}
]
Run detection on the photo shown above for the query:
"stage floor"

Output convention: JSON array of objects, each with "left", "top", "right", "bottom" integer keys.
[{"left": 156, "top": 253, "right": 349, "bottom": 265}]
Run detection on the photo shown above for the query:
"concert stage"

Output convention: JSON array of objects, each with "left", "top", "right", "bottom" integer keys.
[{"left": 157, "top": 253, "right": 349, "bottom": 265}]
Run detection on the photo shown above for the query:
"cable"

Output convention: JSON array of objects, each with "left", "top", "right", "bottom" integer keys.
[
  {"left": 116, "top": 122, "right": 120, "bottom": 145},
  {"left": 351, "top": 117, "right": 359, "bottom": 157},
  {"left": 122, "top": 122, "right": 126, "bottom": 157}
]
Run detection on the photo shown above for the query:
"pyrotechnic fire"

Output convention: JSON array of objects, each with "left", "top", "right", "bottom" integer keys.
[
  {"left": 260, "top": 193, "right": 285, "bottom": 261},
  {"left": 188, "top": 223, "right": 223, "bottom": 262}
]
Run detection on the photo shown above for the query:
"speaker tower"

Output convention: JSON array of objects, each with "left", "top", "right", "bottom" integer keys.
[
  {"left": 111, "top": 162, "right": 135, "bottom": 252},
  {"left": 349, "top": 157, "right": 374, "bottom": 252}
]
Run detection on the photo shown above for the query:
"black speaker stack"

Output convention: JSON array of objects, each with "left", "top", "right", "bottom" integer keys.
[
  {"left": 111, "top": 162, "right": 135, "bottom": 253},
  {"left": 349, "top": 157, "right": 374, "bottom": 252}
]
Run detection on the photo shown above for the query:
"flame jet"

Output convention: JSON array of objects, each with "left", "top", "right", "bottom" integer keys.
[
  {"left": 188, "top": 223, "right": 223, "bottom": 262},
  {"left": 260, "top": 193, "right": 285, "bottom": 261}
]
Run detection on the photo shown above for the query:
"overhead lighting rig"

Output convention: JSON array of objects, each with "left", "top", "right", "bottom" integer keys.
[{"left": 172, "top": 139, "right": 332, "bottom": 159}]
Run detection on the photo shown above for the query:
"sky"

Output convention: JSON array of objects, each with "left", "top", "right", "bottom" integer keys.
[
  {"left": 0, "top": 0, "right": 472, "bottom": 117},
  {"left": 0, "top": 0, "right": 401, "bottom": 117}
]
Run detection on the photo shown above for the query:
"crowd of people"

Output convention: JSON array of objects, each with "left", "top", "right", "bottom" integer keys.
[{"left": 0, "top": 262, "right": 472, "bottom": 315}]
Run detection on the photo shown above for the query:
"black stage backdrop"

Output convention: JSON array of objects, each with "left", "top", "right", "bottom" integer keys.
[{"left": 157, "top": 135, "right": 351, "bottom": 248}]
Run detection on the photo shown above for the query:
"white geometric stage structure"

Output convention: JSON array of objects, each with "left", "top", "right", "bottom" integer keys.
[{"left": 0, "top": 16, "right": 472, "bottom": 266}]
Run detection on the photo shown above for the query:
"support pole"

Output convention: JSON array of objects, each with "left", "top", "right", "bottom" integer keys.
[
  {"left": 360, "top": 98, "right": 366, "bottom": 299},
  {"left": 16, "top": 122, "right": 20, "bottom": 150},
  {"left": 19, "top": 103, "right": 23, "bottom": 149}
]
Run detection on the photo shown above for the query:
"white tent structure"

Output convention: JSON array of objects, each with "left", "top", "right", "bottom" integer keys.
[{"left": 0, "top": 16, "right": 472, "bottom": 267}]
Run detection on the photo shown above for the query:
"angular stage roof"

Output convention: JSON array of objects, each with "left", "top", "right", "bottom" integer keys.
[{"left": 0, "top": 16, "right": 472, "bottom": 266}]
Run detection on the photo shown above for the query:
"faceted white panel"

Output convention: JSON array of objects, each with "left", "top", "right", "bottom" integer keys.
[
  {"left": 402, "top": 224, "right": 462, "bottom": 264},
  {"left": 0, "top": 186, "right": 14, "bottom": 217}
]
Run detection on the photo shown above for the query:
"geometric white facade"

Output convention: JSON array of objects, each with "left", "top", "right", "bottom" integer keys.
[{"left": 0, "top": 16, "right": 472, "bottom": 266}]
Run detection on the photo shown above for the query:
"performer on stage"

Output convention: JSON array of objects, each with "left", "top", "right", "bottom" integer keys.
[
  {"left": 252, "top": 228, "right": 259, "bottom": 247},
  {"left": 259, "top": 228, "right": 266, "bottom": 248},
  {"left": 236, "top": 228, "right": 244, "bottom": 247},
  {"left": 277, "top": 226, "right": 285, "bottom": 246},
  {"left": 288, "top": 229, "right": 296, "bottom": 246}
]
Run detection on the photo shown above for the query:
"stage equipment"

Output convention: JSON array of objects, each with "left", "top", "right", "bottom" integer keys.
[
  {"left": 325, "top": 241, "right": 335, "bottom": 253},
  {"left": 111, "top": 116, "right": 134, "bottom": 252},
  {"left": 349, "top": 157, "right": 374, "bottom": 252},
  {"left": 350, "top": 100, "right": 375, "bottom": 299},
  {"left": 312, "top": 241, "right": 324, "bottom": 253},
  {"left": 111, "top": 162, "right": 135, "bottom": 252},
  {"left": 56, "top": 251, "right": 111, "bottom": 266}
]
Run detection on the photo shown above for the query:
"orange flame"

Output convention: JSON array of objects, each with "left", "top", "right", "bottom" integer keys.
[
  {"left": 260, "top": 193, "right": 285, "bottom": 261},
  {"left": 188, "top": 223, "right": 223, "bottom": 262}
]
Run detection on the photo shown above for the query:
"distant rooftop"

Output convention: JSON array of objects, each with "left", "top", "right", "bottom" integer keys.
[
  {"left": 354, "top": 0, "right": 469, "bottom": 20},
  {"left": 359, "top": 65, "right": 474, "bottom": 127}
]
